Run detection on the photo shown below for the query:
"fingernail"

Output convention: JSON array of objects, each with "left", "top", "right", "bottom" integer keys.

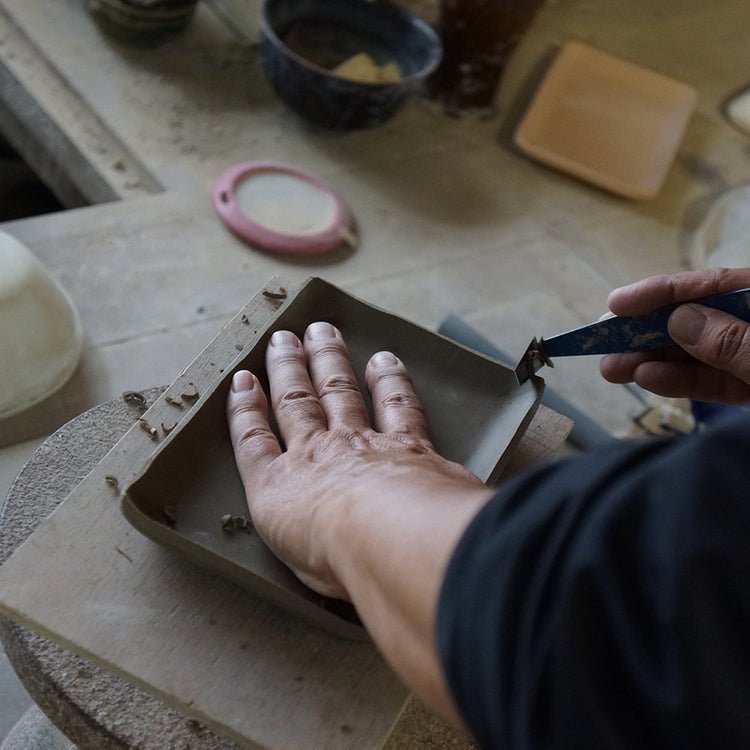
[
  {"left": 269, "top": 330, "right": 299, "bottom": 347},
  {"left": 669, "top": 304, "right": 707, "bottom": 346},
  {"left": 306, "top": 321, "right": 337, "bottom": 340},
  {"left": 231, "top": 370, "right": 255, "bottom": 393},
  {"left": 370, "top": 351, "right": 399, "bottom": 366}
]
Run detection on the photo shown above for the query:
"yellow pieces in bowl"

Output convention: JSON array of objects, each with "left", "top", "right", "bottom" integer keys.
[{"left": 333, "top": 53, "right": 402, "bottom": 83}]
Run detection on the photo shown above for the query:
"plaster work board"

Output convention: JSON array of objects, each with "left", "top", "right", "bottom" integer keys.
[{"left": 0, "top": 275, "right": 541, "bottom": 749}]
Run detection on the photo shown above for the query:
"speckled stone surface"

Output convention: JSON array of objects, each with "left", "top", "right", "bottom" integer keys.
[
  {"left": 0, "top": 388, "right": 244, "bottom": 749},
  {"left": 1, "top": 704, "right": 74, "bottom": 750}
]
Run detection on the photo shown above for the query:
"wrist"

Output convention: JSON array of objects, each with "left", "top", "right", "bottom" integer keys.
[
  {"left": 323, "top": 468, "right": 490, "bottom": 593},
  {"left": 323, "top": 469, "right": 492, "bottom": 720}
]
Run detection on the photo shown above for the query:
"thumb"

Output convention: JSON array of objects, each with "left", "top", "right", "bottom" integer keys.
[{"left": 669, "top": 304, "right": 750, "bottom": 385}]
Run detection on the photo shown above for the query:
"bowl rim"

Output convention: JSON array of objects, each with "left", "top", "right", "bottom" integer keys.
[
  {"left": 0, "top": 278, "right": 83, "bottom": 420},
  {"left": 259, "top": 0, "right": 442, "bottom": 88}
]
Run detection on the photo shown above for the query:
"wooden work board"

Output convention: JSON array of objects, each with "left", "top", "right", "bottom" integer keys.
[
  {"left": 0, "top": 277, "right": 410, "bottom": 750},
  {"left": 0, "top": 276, "right": 571, "bottom": 749}
]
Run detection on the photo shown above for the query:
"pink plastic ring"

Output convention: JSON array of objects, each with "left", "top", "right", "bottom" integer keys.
[{"left": 212, "top": 160, "right": 356, "bottom": 255}]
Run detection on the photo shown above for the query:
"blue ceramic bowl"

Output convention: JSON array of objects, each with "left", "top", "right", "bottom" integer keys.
[{"left": 260, "top": 0, "right": 442, "bottom": 130}]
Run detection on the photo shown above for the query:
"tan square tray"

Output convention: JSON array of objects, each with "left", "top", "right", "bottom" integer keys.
[
  {"left": 121, "top": 276, "right": 543, "bottom": 639},
  {"left": 514, "top": 41, "right": 697, "bottom": 199}
]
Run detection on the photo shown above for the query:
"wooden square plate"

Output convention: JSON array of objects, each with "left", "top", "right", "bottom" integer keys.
[
  {"left": 514, "top": 41, "right": 697, "bottom": 199},
  {"left": 120, "top": 277, "right": 543, "bottom": 639}
]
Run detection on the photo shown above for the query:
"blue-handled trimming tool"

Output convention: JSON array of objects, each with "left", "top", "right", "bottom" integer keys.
[{"left": 515, "top": 287, "right": 750, "bottom": 384}]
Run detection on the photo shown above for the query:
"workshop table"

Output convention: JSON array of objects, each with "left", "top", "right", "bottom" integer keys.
[
  {"left": 0, "top": 195, "right": 572, "bottom": 749},
  {"left": 0, "top": 0, "right": 748, "bottom": 440},
  {"left": 0, "top": 386, "right": 570, "bottom": 749},
  {"left": 0, "top": 0, "right": 748, "bottom": 746},
  {"left": 0, "top": 257, "right": 572, "bottom": 749}
]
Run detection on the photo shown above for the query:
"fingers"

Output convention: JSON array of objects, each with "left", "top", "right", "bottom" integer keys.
[
  {"left": 600, "top": 348, "right": 690, "bottom": 384},
  {"left": 602, "top": 270, "right": 750, "bottom": 403},
  {"left": 265, "top": 329, "right": 328, "bottom": 448},
  {"left": 366, "top": 351, "right": 431, "bottom": 440},
  {"left": 600, "top": 327, "right": 750, "bottom": 403},
  {"left": 236, "top": 326, "right": 431, "bottom": 456},
  {"left": 607, "top": 268, "right": 750, "bottom": 317},
  {"left": 226, "top": 370, "right": 281, "bottom": 492},
  {"left": 614, "top": 359, "right": 750, "bottom": 404},
  {"left": 668, "top": 304, "right": 750, "bottom": 401},
  {"left": 303, "top": 322, "right": 370, "bottom": 430},
  {"left": 266, "top": 323, "right": 370, "bottom": 446}
]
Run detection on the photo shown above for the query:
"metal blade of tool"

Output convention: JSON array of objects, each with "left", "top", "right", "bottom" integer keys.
[{"left": 516, "top": 287, "right": 750, "bottom": 383}]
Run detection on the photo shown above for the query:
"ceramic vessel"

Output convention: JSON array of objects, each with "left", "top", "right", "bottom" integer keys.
[
  {"left": 260, "top": 0, "right": 442, "bottom": 129},
  {"left": 85, "top": 0, "right": 198, "bottom": 46},
  {"left": 0, "top": 231, "right": 82, "bottom": 418}
]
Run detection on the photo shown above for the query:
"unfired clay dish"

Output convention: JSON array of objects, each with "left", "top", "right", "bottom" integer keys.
[
  {"left": 121, "top": 277, "right": 542, "bottom": 639},
  {"left": 515, "top": 41, "right": 697, "bottom": 199}
]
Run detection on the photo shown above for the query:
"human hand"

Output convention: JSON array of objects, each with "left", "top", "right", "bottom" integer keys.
[
  {"left": 226, "top": 321, "right": 484, "bottom": 601},
  {"left": 600, "top": 268, "right": 750, "bottom": 403}
]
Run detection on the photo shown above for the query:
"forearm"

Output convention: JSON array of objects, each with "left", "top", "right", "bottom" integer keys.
[
  {"left": 226, "top": 323, "right": 494, "bottom": 726},
  {"left": 325, "top": 469, "right": 494, "bottom": 725}
]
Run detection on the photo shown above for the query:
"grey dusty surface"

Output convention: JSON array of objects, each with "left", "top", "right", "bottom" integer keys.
[{"left": 0, "top": 0, "right": 749, "bottom": 745}]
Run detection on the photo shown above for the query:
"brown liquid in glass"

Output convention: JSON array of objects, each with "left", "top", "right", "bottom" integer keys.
[{"left": 431, "top": 0, "right": 543, "bottom": 114}]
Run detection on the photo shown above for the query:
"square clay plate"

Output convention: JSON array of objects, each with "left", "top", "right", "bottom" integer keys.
[
  {"left": 514, "top": 41, "right": 697, "bottom": 199},
  {"left": 121, "top": 277, "right": 542, "bottom": 639}
]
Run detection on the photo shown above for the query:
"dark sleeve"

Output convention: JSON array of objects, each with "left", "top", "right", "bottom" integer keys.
[{"left": 437, "top": 415, "right": 750, "bottom": 750}]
